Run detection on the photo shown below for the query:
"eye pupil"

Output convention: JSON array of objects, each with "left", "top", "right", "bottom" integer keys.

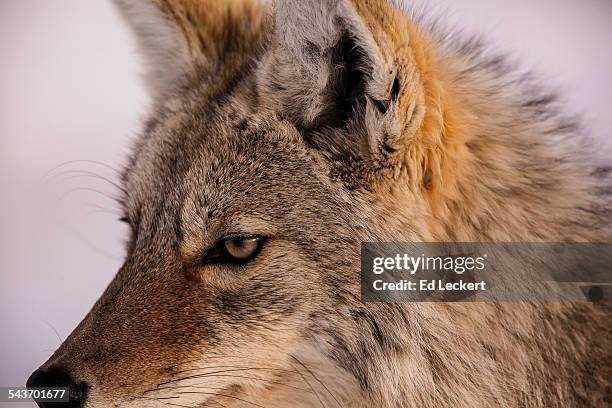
[{"left": 223, "top": 237, "right": 260, "bottom": 261}]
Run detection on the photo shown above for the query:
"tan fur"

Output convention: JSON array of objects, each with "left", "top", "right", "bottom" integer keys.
[
  {"left": 29, "top": 1, "right": 611, "bottom": 407},
  {"left": 152, "top": 0, "right": 265, "bottom": 68}
]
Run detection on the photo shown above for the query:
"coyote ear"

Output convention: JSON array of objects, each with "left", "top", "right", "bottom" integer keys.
[
  {"left": 113, "top": 0, "right": 264, "bottom": 100},
  {"left": 259, "top": 0, "right": 404, "bottom": 147}
]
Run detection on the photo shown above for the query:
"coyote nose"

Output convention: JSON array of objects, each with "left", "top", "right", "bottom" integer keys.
[{"left": 26, "top": 366, "right": 87, "bottom": 408}]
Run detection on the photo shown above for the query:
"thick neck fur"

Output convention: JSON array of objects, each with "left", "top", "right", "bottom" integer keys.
[
  {"left": 390, "top": 19, "right": 612, "bottom": 242},
  {"left": 317, "top": 6, "right": 612, "bottom": 407}
]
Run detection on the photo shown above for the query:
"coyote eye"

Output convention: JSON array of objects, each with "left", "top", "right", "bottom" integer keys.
[
  {"left": 224, "top": 237, "right": 260, "bottom": 259},
  {"left": 203, "top": 236, "right": 265, "bottom": 265}
]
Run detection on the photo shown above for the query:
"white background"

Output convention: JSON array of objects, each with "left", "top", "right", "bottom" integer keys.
[{"left": 1, "top": 1, "right": 611, "bottom": 405}]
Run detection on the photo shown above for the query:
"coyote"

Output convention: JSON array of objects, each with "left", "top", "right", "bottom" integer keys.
[{"left": 27, "top": 0, "right": 610, "bottom": 407}]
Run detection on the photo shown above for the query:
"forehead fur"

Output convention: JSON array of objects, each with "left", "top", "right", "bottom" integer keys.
[{"left": 123, "top": 91, "right": 370, "bottom": 251}]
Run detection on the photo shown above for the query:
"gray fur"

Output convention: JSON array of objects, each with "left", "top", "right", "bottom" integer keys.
[{"left": 31, "top": 1, "right": 611, "bottom": 407}]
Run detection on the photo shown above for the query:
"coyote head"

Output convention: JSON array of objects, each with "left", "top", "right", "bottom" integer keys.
[{"left": 27, "top": 0, "right": 612, "bottom": 407}]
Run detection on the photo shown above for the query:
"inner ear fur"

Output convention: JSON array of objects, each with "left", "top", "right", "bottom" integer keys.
[
  {"left": 260, "top": 0, "right": 469, "bottom": 210},
  {"left": 260, "top": 1, "right": 410, "bottom": 169}
]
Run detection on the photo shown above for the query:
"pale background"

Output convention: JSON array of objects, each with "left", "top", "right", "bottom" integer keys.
[{"left": 0, "top": 1, "right": 611, "bottom": 406}]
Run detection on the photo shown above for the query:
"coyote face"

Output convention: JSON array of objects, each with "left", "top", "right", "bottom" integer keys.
[
  {"left": 36, "top": 111, "right": 373, "bottom": 407},
  {"left": 27, "top": 0, "right": 611, "bottom": 407}
]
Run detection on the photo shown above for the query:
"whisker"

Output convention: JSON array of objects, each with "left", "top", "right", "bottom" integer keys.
[
  {"left": 292, "top": 356, "right": 345, "bottom": 408},
  {"left": 85, "top": 204, "right": 123, "bottom": 218},
  {"left": 39, "top": 319, "right": 64, "bottom": 345},
  {"left": 150, "top": 355, "right": 337, "bottom": 407},
  {"left": 43, "top": 160, "right": 122, "bottom": 180},
  {"left": 146, "top": 374, "right": 309, "bottom": 392},
  {"left": 289, "top": 362, "right": 326, "bottom": 408},
  {"left": 48, "top": 170, "right": 126, "bottom": 194},
  {"left": 167, "top": 364, "right": 298, "bottom": 377},
  {"left": 59, "top": 187, "right": 122, "bottom": 203},
  {"left": 174, "top": 391, "right": 265, "bottom": 408},
  {"left": 56, "top": 220, "right": 122, "bottom": 261},
  {"left": 140, "top": 389, "right": 266, "bottom": 408},
  {"left": 157, "top": 367, "right": 297, "bottom": 387}
]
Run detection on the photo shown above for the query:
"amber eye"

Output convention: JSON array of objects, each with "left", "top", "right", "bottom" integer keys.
[
  {"left": 203, "top": 236, "right": 265, "bottom": 265},
  {"left": 224, "top": 237, "right": 260, "bottom": 260}
]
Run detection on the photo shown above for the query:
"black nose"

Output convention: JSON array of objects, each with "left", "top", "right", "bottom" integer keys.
[{"left": 26, "top": 366, "right": 87, "bottom": 408}]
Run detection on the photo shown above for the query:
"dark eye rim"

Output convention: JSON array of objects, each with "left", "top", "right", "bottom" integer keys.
[{"left": 202, "top": 235, "right": 266, "bottom": 266}]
